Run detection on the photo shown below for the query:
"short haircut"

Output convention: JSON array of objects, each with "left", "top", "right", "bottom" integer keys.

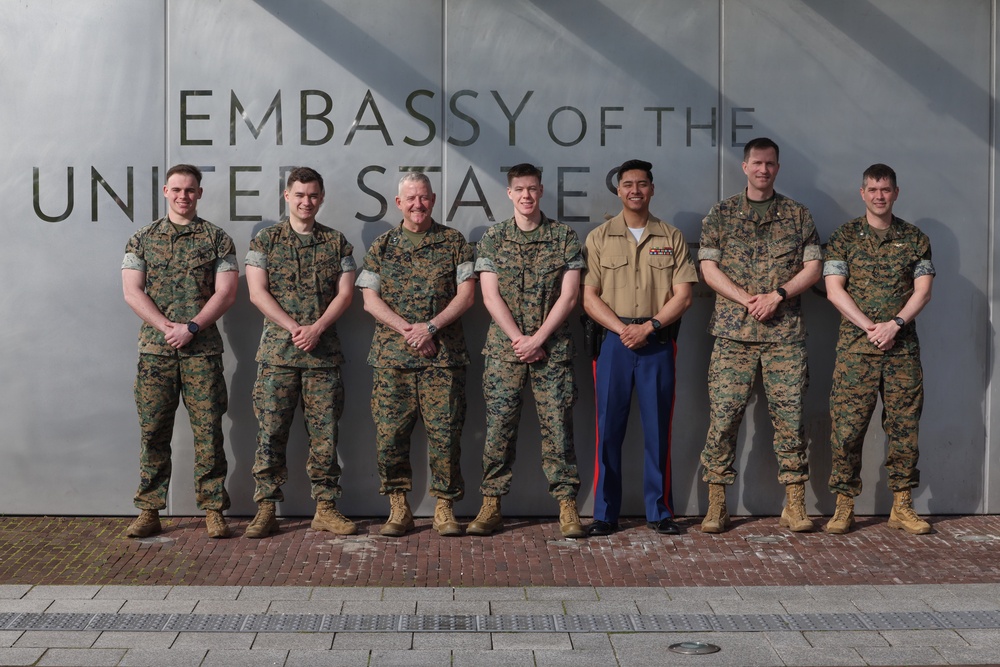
[
  {"left": 398, "top": 171, "right": 433, "bottom": 196},
  {"left": 165, "top": 164, "right": 202, "bottom": 185},
  {"left": 506, "top": 163, "right": 542, "bottom": 186},
  {"left": 286, "top": 166, "right": 324, "bottom": 192},
  {"left": 616, "top": 159, "right": 653, "bottom": 184},
  {"left": 862, "top": 163, "right": 897, "bottom": 189},
  {"left": 743, "top": 137, "right": 780, "bottom": 162}
]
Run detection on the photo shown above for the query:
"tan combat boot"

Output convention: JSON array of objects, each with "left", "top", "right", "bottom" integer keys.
[
  {"left": 558, "top": 499, "right": 586, "bottom": 538},
  {"left": 701, "top": 483, "right": 730, "bottom": 533},
  {"left": 245, "top": 501, "right": 279, "bottom": 539},
  {"left": 824, "top": 494, "right": 855, "bottom": 534},
  {"left": 126, "top": 509, "right": 161, "bottom": 538},
  {"left": 205, "top": 510, "right": 231, "bottom": 539},
  {"left": 432, "top": 498, "right": 463, "bottom": 537},
  {"left": 380, "top": 491, "right": 414, "bottom": 537},
  {"left": 887, "top": 489, "right": 931, "bottom": 535},
  {"left": 312, "top": 500, "right": 357, "bottom": 535},
  {"left": 779, "top": 482, "right": 815, "bottom": 532},
  {"left": 466, "top": 496, "right": 503, "bottom": 536}
]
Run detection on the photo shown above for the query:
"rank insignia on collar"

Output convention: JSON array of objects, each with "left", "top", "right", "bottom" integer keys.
[{"left": 649, "top": 247, "right": 673, "bottom": 255}]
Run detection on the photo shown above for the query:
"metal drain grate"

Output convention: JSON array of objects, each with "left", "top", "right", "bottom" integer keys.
[{"left": 3, "top": 610, "right": 1000, "bottom": 633}]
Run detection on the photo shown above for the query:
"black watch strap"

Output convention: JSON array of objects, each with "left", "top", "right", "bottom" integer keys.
[
  {"left": 187, "top": 321, "right": 200, "bottom": 335},
  {"left": 893, "top": 316, "right": 905, "bottom": 327},
  {"left": 775, "top": 287, "right": 788, "bottom": 300}
]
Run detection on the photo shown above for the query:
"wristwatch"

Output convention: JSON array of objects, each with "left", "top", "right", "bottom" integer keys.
[
  {"left": 775, "top": 287, "right": 788, "bottom": 300},
  {"left": 650, "top": 318, "right": 662, "bottom": 330},
  {"left": 426, "top": 322, "right": 438, "bottom": 335},
  {"left": 892, "top": 317, "right": 905, "bottom": 328},
  {"left": 187, "top": 321, "right": 200, "bottom": 335}
]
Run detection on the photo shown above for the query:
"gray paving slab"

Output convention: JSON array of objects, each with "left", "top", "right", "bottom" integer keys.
[
  {"left": 0, "top": 648, "right": 46, "bottom": 666},
  {"left": 956, "top": 628, "right": 1000, "bottom": 644},
  {"left": 534, "top": 649, "right": 620, "bottom": 666},
  {"left": 120, "top": 599, "right": 197, "bottom": 614},
  {"left": 171, "top": 631, "right": 253, "bottom": 649},
  {"left": 250, "top": 633, "right": 334, "bottom": 650},
  {"left": 46, "top": 599, "right": 126, "bottom": 614},
  {"left": 763, "top": 631, "right": 811, "bottom": 649},
  {"left": 267, "top": 600, "right": 345, "bottom": 615},
  {"left": 26, "top": 585, "right": 101, "bottom": 600},
  {"left": 0, "top": 586, "right": 31, "bottom": 599},
  {"left": 0, "top": 599, "right": 53, "bottom": 613},
  {"left": 201, "top": 648, "right": 288, "bottom": 666},
  {"left": 238, "top": 586, "right": 313, "bottom": 601},
  {"left": 569, "top": 633, "right": 614, "bottom": 650},
  {"left": 92, "top": 631, "right": 179, "bottom": 649},
  {"left": 284, "top": 649, "right": 372, "bottom": 667},
  {"left": 934, "top": 644, "right": 1000, "bottom": 664},
  {"left": 165, "top": 586, "right": 241, "bottom": 601},
  {"left": 452, "top": 650, "right": 535, "bottom": 667},
  {"left": 331, "top": 633, "right": 412, "bottom": 650},
  {"left": 491, "top": 633, "right": 572, "bottom": 650},
  {"left": 879, "top": 629, "right": 968, "bottom": 646},
  {"left": 856, "top": 646, "right": 950, "bottom": 665},
  {"left": 453, "top": 587, "right": 526, "bottom": 601},
  {"left": 310, "top": 588, "right": 383, "bottom": 601},
  {"left": 852, "top": 598, "right": 934, "bottom": 613},
  {"left": 595, "top": 586, "right": 668, "bottom": 601},
  {"left": 526, "top": 587, "right": 597, "bottom": 601},
  {"left": 804, "top": 584, "right": 884, "bottom": 600},
  {"left": 774, "top": 647, "right": 867, "bottom": 666},
  {"left": 191, "top": 599, "right": 270, "bottom": 614},
  {"left": 411, "top": 631, "right": 491, "bottom": 650},
  {"left": 369, "top": 649, "right": 451, "bottom": 666},
  {"left": 14, "top": 631, "right": 100, "bottom": 648},
  {"left": 96, "top": 586, "right": 171, "bottom": 600},
  {"left": 563, "top": 600, "right": 640, "bottom": 615},
  {"left": 948, "top": 583, "right": 1000, "bottom": 598},
  {"left": 803, "top": 630, "right": 889, "bottom": 647},
  {"left": 340, "top": 600, "right": 416, "bottom": 615},
  {"left": 779, "top": 599, "right": 861, "bottom": 614},
  {"left": 0, "top": 631, "right": 22, "bottom": 648},
  {"left": 414, "top": 600, "right": 489, "bottom": 615},
  {"left": 490, "top": 600, "right": 565, "bottom": 615},
  {"left": 118, "top": 648, "right": 208, "bottom": 667},
  {"left": 924, "top": 595, "right": 1000, "bottom": 611},
  {"left": 665, "top": 586, "right": 741, "bottom": 601},
  {"left": 37, "top": 647, "right": 127, "bottom": 666},
  {"left": 735, "top": 585, "right": 817, "bottom": 600},
  {"left": 706, "top": 599, "right": 787, "bottom": 614},
  {"left": 380, "top": 587, "right": 454, "bottom": 601},
  {"left": 874, "top": 584, "right": 957, "bottom": 599},
  {"left": 615, "top": 639, "right": 780, "bottom": 666},
  {"left": 635, "top": 599, "right": 714, "bottom": 614}
]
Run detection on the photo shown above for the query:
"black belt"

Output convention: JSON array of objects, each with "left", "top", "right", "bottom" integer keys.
[{"left": 618, "top": 316, "right": 652, "bottom": 325}]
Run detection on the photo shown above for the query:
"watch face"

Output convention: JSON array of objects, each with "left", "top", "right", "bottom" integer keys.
[
  {"left": 187, "top": 322, "right": 199, "bottom": 334},
  {"left": 651, "top": 319, "right": 661, "bottom": 330}
]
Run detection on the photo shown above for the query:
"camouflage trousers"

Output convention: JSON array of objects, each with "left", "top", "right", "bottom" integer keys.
[
  {"left": 252, "top": 364, "right": 345, "bottom": 503},
  {"left": 133, "top": 353, "right": 230, "bottom": 511},
  {"left": 701, "top": 338, "right": 809, "bottom": 485},
  {"left": 371, "top": 366, "right": 465, "bottom": 500},
  {"left": 828, "top": 352, "right": 923, "bottom": 496},
  {"left": 480, "top": 357, "right": 580, "bottom": 499}
]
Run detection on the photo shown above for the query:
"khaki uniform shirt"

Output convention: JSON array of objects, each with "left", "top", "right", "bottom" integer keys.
[
  {"left": 122, "top": 217, "right": 237, "bottom": 357},
  {"left": 699, "top": 191, "right": 822, "bottom": 343},
  {"left": 356, "top": 220, "right": 474, "bottom": 368},
  {"left": 583, "top": 212, "right": 698, "bottom": 318},
  {"left": 824, "top": 215, "right": 934, "bottom": 355},
  {"left": 475, "top": 214, "right": 585, "bottom": 363},
  {"left": 245, "top": 220, "right": 356, "bottom": 367}
]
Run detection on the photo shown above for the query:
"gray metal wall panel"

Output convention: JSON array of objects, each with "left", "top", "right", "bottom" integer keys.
[{"left": 0, "top": 0, "right": 991, "bottom": 516}]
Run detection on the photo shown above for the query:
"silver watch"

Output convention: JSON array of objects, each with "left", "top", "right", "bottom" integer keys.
[{"left": 426, "top": 322, "right": 438, "bottom": 335}]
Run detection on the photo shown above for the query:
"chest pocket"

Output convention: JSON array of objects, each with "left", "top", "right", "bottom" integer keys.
[
  {"left": 769, "top": 233, "right": 802, "bottom": 278},
  {"left": 600, "top": 255, "right": 629, "bottom": 290}
]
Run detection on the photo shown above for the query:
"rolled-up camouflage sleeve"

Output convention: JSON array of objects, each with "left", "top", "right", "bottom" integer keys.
[
  {"left": 456, "top": 238, "right": 476, "bottom": 283},
  {"left": 474, "top": 228, "right": 497, "bottom": 274},
  {"left": 122, "top": 231, "right": 145, "bottom": 271},
  {"left": 698, "top": 206, "right": 722, "bottom": 263},
  {"left": 356, "top": 241, "right": 382, "bottom": 292},
  {"left": 245, "top": 230, "right": 269, "bottom": 270},
  {"left": 565, "top": 229, "right": 585, "bottom": 270},
  {"left": 216, "top": 253, "right": 239, "bottom": 273},
  {"left": 822, "top": 226, "right": 847, "bottom": 277},
  {"left": 802, "top": 210, "right": 823, "bottom": 263}
]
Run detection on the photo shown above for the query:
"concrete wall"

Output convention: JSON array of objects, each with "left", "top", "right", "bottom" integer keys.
[{"left": 1, "top": 0, "right": 992, "bottom": 517}]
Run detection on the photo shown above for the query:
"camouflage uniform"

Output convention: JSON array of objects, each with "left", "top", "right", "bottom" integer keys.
[
  {"left": 825, "top": 216, "right": 935, "bottom": 496},
  {"left": 122, "top": 217, "right": 236, "bottom": 511},
  {"left": 475, "top": 215, "right": 584, "bottom": 499},
  {"left": 356, "top": 220, "right": 475, "bottom": 500},
  {"left": 245, "top": 220, "right": 356, "bottom": 503},
  {"left": 698, "top": 191, "right": 822, "bottom": 485}
]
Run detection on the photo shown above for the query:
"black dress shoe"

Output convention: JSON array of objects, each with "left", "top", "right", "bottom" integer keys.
[
  {"left": 587, "top": 520, "right": 619, "bottom": 536},
  {"left": 647, "top": 518, "right": 681, "bottom": 535}
]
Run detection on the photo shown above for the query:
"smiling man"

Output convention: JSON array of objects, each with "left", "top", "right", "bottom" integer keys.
[
  {"left": 356, "top": 172, "right": 475, "bottom": 538},
  {"left": 122, "top": 164, "right": 237, "bottom": 539},
  {"left": 697, "top": 137, "right": 822, "bottom": 534},
  {"left": 823, "top": 163, "right": 935, "bottom": 535},
  {"left": 467, "top": 163, "right": 586, "bottom": 538},
  {"left": 582, "top": 159, "right": 698, "bottom": 537},
  {"left": 244, "top": 167, "right": 357, "bottom": 539}
]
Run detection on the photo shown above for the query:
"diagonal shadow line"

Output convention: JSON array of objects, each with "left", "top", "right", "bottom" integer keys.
[{"left": 801, "top": 0, "right": 991, "bottom": 140}]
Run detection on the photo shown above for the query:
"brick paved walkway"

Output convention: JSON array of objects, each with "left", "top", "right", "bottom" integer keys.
[{"left": 2, "top": 514, "right": 999, "bottom": 587}]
